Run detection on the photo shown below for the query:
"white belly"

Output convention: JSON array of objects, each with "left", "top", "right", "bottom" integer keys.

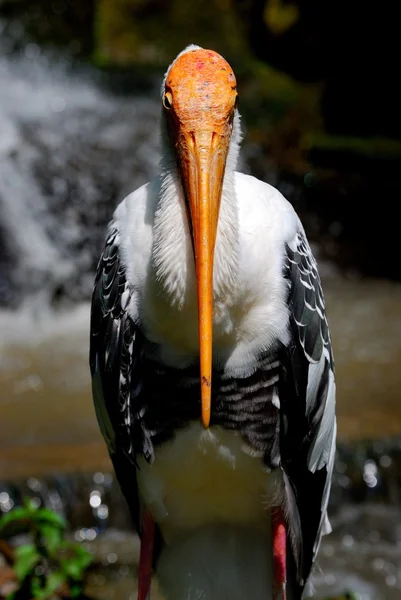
[
  {"left": 137, "top": 424, "right": 284, "bottom": 600},
  {"left": 136, "top": 423, "right": 283, "bottom": 544}
]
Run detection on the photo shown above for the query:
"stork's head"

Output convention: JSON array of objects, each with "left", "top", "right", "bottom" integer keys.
[{"left": 162, "top": 47, "right": 238, "bottom": 428}]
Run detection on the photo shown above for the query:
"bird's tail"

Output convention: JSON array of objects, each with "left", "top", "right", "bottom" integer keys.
[{"left": 156, "top": 523, "right": 274, "bottom": 600}]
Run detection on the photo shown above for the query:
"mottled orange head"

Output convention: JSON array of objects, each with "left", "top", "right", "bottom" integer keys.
[
  {"left": 163, "top": 48, "right": 238, "bottom": 429},
  {"left": 164, "top": 48, "right": 237, "bottom": 129}
]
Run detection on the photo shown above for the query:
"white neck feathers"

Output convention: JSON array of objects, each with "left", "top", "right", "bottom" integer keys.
[{"left": 152, "top": 112, "right": 242, "bottom": 312}]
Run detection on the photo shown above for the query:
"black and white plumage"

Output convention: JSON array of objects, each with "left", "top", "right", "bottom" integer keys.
[{"left": 90, "top": 45, "right": 336, "bottom": 600}]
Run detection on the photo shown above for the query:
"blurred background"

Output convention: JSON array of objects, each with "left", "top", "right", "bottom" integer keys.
[{"left": 0, "top": 1, "right": 401, "bottom": 598}]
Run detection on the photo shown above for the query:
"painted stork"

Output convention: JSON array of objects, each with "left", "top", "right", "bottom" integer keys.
[{"left": 90, "top": 45, "right": 336, "bottom": 600}]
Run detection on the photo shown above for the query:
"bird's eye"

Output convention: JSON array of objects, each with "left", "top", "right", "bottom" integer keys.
[{"left": 163, "top": 92, "right": 173, "bottom": 110}]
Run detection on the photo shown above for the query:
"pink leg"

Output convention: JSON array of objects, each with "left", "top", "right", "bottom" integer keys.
[
  {"left": 137, "top": 510, "right": 155, "bottom": 600},
  {"left": 272, "top": 507, "right": 287, "bottom": 600}
]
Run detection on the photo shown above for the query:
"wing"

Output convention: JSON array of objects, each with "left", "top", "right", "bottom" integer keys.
[
  {"left": 89, "top": 224, "right": 144, "bottom": 532},
  {"left": 279, "top": 228, "right": 337, "bottom": 591}
]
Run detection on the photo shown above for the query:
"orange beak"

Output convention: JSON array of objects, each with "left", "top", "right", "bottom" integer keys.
[{"left": 177, "top": 129, "right": 230, "bottom": 428}]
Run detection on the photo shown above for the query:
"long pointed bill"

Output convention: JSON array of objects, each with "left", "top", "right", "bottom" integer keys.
[{"left": 179, "top": 130, "right": 229, "bottom": 428}]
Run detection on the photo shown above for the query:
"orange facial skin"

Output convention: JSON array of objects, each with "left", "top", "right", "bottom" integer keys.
[{"left": 163, "top": 49, "right": 237, "bottom": 428}]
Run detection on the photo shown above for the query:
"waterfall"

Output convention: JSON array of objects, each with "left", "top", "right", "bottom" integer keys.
[{"left": 0, "top": 33, "right": 160, "bottom": 311}]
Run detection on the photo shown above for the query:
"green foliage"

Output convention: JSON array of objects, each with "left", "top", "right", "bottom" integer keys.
[
  {"left": 0, "top": 499, "right": 93, "bottom": 599},
  {"left": 13, "top": 544, "right": 41, "bottom": 581},
  {"left": 0, "top": 499, "right": 66, "bottom": 537},
  {"left": 31, "top": 571, "right": 66, "bottom": 599}
]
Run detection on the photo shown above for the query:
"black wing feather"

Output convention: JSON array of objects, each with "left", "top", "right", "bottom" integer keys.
[
  {"left": 89, "top": 225, "right": 143, "bottom": 531},
  {"left": 280, "top": 229, "right": 336, "bottom": 593}
]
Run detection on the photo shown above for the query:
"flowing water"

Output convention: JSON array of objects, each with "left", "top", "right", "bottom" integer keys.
[{"left": 1, "top": 27, "right": 401, "bottom": 599}]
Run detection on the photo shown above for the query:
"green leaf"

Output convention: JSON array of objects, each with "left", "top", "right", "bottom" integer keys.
[
  {"left": 14, "top": 544, "right": 41, "bottom": 581},
  {"left": 40, "top": 570, "right": 66, "bottom": 599},
  {"left": 59, "top": 542, "right": 93, "bottom": 582},
  {"left": 70, "top": 544, "right": 93, "bottom": 570},
  {"left": 0, "top": 506, "right": 31, "bottom": 532},
  {"left": 30, "top": 571, "right": 67, "bottom": 600},
  {"left": 38, "top": 523, "right": 63, "bottom": 555},
  {"left": 5, "top": 591, "right": 16, "bottom": 600},
  {"left": 60, "top": 540, "right": 93, "bottom": 569},
  {"left": 35, "top": 508, "right": 66, "bottom": 530},
  {"left": 69, "top": 582, "right": 84, "bottom": 598},
  {"left": 31, "top": 575, "right": 45, "bottom": 598},
  {"left": 60, "top": 557, "right": 85, "bottom": 581},
  {"left": 15, "top": 543, "right": 39, "bottom": 559}
]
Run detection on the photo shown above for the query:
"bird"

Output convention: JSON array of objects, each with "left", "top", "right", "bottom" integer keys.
[{"left": 90, "top": 45, "right": 336, "bottom": 600}]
